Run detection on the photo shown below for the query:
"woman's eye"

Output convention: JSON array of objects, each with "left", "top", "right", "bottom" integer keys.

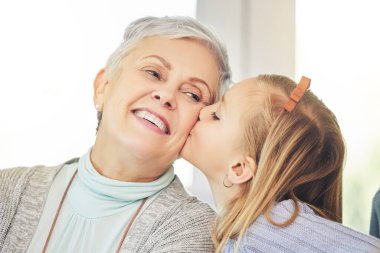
[
  {"left": 211, "top": 112, "right": 220, "bottom": 120},
  {"left": 185, "top": 92, "right": 201, "bottom": 102},
  {"left": 146, "top": 70, "right": 161, "bottom": 80}
]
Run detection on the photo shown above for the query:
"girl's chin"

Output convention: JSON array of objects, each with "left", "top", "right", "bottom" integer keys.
[
  {"left": 179, "top": 148, "right": 193, "bottom": 163},
  {"left": 179, "top": 142, "right": 188, "bottom": 155}
]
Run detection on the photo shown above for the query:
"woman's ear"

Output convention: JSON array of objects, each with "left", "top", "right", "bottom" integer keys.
[
  {"left": 93, "top": 68, "right": 109, "bottom": 111},
  {"left": 227, "top": 156, "right": 256, "bottom": 185}
]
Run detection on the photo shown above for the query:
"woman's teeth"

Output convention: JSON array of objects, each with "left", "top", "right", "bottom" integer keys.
[{"left": 135, "top": 110, "right": 169, "bottom": 134}]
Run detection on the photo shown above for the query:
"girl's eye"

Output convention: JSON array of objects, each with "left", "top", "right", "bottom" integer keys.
[
  {"left": 185, "top": 92, "right": 201, "bottom": 102},
  {"left": 211, "top": 112, "right": 220, "bottom": 120},
  {"left": 146, "top": 70, "right": 161, "bottom": 80}
]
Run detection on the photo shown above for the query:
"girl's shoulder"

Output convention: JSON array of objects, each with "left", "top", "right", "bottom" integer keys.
[{"left": 226, "top": 200, "right": 380, "bottom": 253}]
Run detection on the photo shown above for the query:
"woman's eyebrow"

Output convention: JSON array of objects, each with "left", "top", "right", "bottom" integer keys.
[
  {"left": 141, "top": 55, "right": 171, "bottom": 69},
  {"left": 141, "top": 55, "right": 216, "bottom": 102}
]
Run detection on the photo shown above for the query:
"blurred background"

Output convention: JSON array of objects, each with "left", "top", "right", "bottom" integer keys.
[{"left": 1, "top": 0, "right": 379, "bottom": 235}]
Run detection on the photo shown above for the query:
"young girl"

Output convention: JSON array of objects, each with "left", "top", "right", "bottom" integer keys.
[{"left": 181, "top": 75, "right": 380, "bottom": 252}]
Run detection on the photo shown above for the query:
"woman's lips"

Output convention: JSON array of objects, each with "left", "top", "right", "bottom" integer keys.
[{"left": 133, "top": 108, "right": 170, "bottom": 135}]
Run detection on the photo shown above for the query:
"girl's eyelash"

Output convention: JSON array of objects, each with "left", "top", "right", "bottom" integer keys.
[{"left": 211, "top": 112, "right": 220, "bottom": 120}]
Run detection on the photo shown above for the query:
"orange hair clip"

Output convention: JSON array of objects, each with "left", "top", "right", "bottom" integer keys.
[{"left": 283, "top": 76, "right": 311, "bottom": 112}]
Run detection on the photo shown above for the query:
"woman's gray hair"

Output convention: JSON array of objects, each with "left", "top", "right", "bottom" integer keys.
[{"left": 97, "top": 16, "right": 232, "bottom": 131}]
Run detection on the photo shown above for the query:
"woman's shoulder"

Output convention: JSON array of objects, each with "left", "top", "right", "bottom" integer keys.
[
  {"left": 142, "top": 176, "right": 215, "bottom": 220},
  {"left": 0, "top": 158, "right": 78, "bottom": 192},
  {"left": 156, "top": 176, "right": 215, "bottom": 214},
  {"left": 125, "top": 176, "right": 216, "bottom": 252},
  {"left": 0, "top": 165, "right": 47, "bottom": 198},
  {"left": 0, "top": 158, "right": 79, "bottom": 209},
  {"left": 0, "top": 159, "right": 79, "bottom": 250},
  {"left": 137, "top": 175, "right": 215, "bottom": 229},
  {"left": 0, "top": 165, "right": 36, "bottom": 179}
]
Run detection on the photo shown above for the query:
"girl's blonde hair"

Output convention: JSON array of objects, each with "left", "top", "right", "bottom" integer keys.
[{"left": 214, "top": 75, "right": 345, "bottom": 252}]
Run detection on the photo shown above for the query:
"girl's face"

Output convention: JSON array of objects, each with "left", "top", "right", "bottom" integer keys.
[{"left": 181, "top": 80, "right": 254, "bottom": 182}]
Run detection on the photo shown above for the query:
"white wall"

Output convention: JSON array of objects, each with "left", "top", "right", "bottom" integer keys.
[
  {"left": 296, "top": 0, "right": 380, "bottom": 233},
  {"left": 197, "top": 0, "right": 295, "bottom": 82}
]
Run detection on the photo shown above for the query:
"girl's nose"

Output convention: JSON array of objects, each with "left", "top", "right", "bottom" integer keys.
[{"left": 198, "top": 106, "right": 209, "bottom": 121}]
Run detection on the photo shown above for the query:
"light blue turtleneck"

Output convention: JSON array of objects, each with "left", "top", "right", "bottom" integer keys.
[{"left": 27, "top": 150, "right": 175, "bottom": 253}]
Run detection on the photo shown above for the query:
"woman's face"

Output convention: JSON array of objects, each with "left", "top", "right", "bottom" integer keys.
[
  {"left": 94, "top": 36, "right": 219, "bottom": 169},
  {"left": 181, "top": 81, "right": 253, "bottom": 181}
]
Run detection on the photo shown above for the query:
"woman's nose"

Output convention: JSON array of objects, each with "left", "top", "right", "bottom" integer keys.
[{"left": 151, "top": 88, "right": 177, "bottom": 110}]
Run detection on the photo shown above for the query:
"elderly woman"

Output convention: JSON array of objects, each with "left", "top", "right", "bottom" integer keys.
[{"left": 0, "top": 16, "right": 231, "bottom": 252}]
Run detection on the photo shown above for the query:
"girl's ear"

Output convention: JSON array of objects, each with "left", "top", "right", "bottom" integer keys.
[
  {"left": 93, "top": 68, "right": 109, "bottom": 111},
  {"left": 227, "top": 156, "right": 256, "bottom": 185}
]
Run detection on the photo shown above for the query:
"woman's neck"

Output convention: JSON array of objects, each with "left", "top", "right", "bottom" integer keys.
[{"left": 91, "top": 141, "right": 166, "bottom": 182}]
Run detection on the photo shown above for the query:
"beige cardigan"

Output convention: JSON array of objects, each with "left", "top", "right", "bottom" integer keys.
[{"left": 0, "top": 159, "right": 215, "bottom": 253}]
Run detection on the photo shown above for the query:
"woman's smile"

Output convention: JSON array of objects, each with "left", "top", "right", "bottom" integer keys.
[{"left": 133, "top": 108, "right": 170, "bottom": 135}]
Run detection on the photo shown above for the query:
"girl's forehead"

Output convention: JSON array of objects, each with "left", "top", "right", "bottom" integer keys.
[
  {"left": 222, "top": 83, "right": 271, "bottom": 121},
  {"left": 226, "top": 81, "right": 261, "bottom": 103},
  {"left": 228, "top": 79, "right": 260, "bottom": 96}
]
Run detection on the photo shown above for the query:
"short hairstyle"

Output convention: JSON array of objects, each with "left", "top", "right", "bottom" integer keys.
[{"left": 96, "top": 16, "right": 232, "bottom": 130}]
